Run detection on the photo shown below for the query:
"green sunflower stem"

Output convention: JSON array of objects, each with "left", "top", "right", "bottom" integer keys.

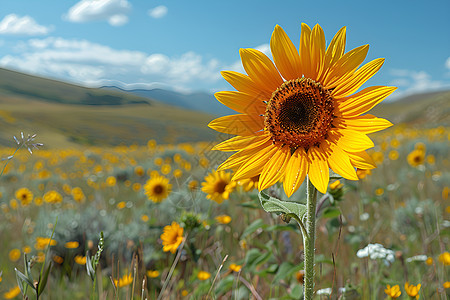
[{"left": 303, "top": 175, "right": 317, "bottom": 300}]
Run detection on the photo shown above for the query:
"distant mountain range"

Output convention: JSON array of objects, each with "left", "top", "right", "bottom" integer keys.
[{"left": 100, "top": 86, "right": 234, "bottom": 116}]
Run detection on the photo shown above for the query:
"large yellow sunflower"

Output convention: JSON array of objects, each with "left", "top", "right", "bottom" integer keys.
[{"left": 209, "top": 23, "right": 395, "bottom": 195}]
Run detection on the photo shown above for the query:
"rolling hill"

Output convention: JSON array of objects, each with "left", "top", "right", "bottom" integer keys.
[
  {"left": 0, "top": 67, "right": 448, "bottom": 149},
  {"left": 101, "top": 86, "right": 235, "bottom": 116},
  {"left": 0, "top": 68, "right": 217, "bottom": 148}
]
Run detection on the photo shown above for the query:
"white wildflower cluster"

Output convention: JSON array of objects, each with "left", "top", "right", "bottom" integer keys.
[
  {"left": 356, "top": 243, "right": 395, "bottom": 265},
  {"left": 405, "top": 255, "right": 427, "bottom": 263}
]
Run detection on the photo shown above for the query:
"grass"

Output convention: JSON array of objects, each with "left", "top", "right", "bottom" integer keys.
[{"left": 0, "top": 123, "right": 448, "bottom": 299}]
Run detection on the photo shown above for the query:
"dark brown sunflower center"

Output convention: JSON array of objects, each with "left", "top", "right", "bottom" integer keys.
[
  {"left": 264, "top": 78, "right": 334, "bottom": 150},
  {"left": 214, "top": 181, "right": 227, "bottom": 194},
  {"left": 153, "top": 184, "right": 164, "bottom": 194}
]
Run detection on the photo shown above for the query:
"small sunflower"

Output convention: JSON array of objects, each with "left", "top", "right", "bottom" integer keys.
[
  {"left": 237, "top": 175, "right": 260, "bottom": 192},
  {"left": 161, "top": 221, "right": 184, "bottom": 253},
  {"left": 201, "top": 170, "right": 236, "bottom": 204},
  {"left": 15, "top": 187, "right": 33, "bottom": 206},
  {"left": 407, "top": 149, "right": 425, "bottom": 167},
  {"left": 43, "top": 190, "right": 63, "bottom": 204},
  {"left": 209, "top": 23, "right": 394, "bottom": 195},
  {"left": 144, "top": 175, "right": 172, "bottom": 203}
]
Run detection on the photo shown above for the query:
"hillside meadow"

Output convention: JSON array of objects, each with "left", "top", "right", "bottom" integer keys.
[{"left": 0, "top": 122, "right": 449, "bottom": 299}]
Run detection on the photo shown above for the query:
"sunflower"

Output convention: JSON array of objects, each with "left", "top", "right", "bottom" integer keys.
[
  {"left": 161, "top": 221, "right": 184, "bottom": 253},
  {"left": 201, "top": 170, "right": 236, "bottom": 204},
  {"left": 209, "top": 23, "right": 395, "bottom": 195},
  {"left": 15, "top": 187, "right": 33, "bottom": 206},
  {"left": 144, "top": 175, "right": 172, "bottom": 203},
  {"left": 407, "top": 149, "right": 425, "bottom": 167},
  {"left": 237, "top": 175, "right": 260, "bottom": 192}
]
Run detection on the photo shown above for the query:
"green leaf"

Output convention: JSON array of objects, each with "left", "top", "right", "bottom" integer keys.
[
  {"left": 37, "top": 263, "right": 52, "bottom": 296},
  {"left": 322, "top": 207, "right": 341, "bottom": 219},
  {"left": 214, "top": 275, "right": 235, "bottom": 295},
  {"left": 238, "top": 201, "right": 260, "bottom": 209},
  {"left": 315, "top": 254, "right": 333, "bottom": 265},
  {"left": 259, "top": 191, "right": 307, "bottom": 220},
  {"left": 86, "top": 251, "right": 95, "bottom": 281},
  {"left": 15, "top": 268, "right": 35, "bottom": 292},
  {"left": 288, "top": 283, "right": 304, "bottom": 299},
  {"left": 240, "top": 219, "right": 267, "bottom": 239},
  {"left": 272, "top": 262, "right": 304, "bottom": 283},
  {"left": 266, "top": 224, "right": 300, "bottom": 233},
  {"left": 244, "top": 248, "right": 272, "bottom": 271}
]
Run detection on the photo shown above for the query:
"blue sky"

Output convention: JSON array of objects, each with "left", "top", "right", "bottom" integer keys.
[{"left": 0, "top": 0, "right": 449, "bottom": 99}]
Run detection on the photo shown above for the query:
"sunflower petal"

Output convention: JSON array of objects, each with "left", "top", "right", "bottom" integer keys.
[
  {"left": 240, "top": 48, "right": 283, "bottom": 93},
  {"left": 212, "top": 134, "right": 268, "bottom": 152},
  {"left": 298, "top": 23, "right": 312, "bottom": 79},
  {"left": 270, "top": 24, "right": 302, "bottom": 80},
  {"left": 259, "top": 146, "right": 291, "bottom": 190},
  {"left": 208, "top": 114, "right": 263, "bottom": 136},
  {"left": 232, "top": 144, "right": 278, "bottom": 181},
  {"left": 221, "top": 71, "right": 269, "bottom": 97},
  {"left": 307, "top": 147, "right": 329, "bottom": 194},
  {"left": 334, "top": 129, "right": 374, "bottom": 152},
  {"left": 322, "top": 44, "right": 369, "bottom": 88},
  {"left": 283, "top": 147, "right": 308, "bottom": 197},
  {"left": 319, "top": 26, "right": 346, "bottom": 83},
  {"left": 328, "top": 144, "right": 358, "bottom": 180},
  {"left": 217, "top": 139, "right": 272, "bottom": 171},
  {"left": 310, "top": 24, "right": 326, "bottom": 80},
  {"left": 338, "top": 114, "right": 393, "bottom": 134},
  {"left": 332, "top": 58, "right": 385, "bottom": 98},
  {"left": 337, "top": 86, "right": 397, "bottom": 117},
  {"left": 215, "top": 91, "right": 266, "bottom": 114},
  {"left": 347, "top": 151, "right": 377, "bottom": 169},
  {"left": 326, "top": 27, "right": 347, "bottom": 68}
]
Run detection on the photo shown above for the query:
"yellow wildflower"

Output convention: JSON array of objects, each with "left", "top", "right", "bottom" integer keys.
[
  {"left": 9, "top": 248, "right": 21, "bottom": 262},
  {"left": 64, "top": 241, "right": 79, "bottom": 249},
  {"left": 197, "top": 271, "right": 211, "bottom": 281},
  {"left": 147, "top": 270, "right": 160, "bottom": 278},
  {"left": 384, "top": 284, "right": 401, "bottom": 299},
  {"left": 215, "top": 215, "right": 232, "bottom": 224},
  {"left": 161, "top": 221, "right": 184, "bottom": 253},
  {"left": 404, "top": 282, "right": 421, "bottom": 299},
  {"left": 438, "top": 251, "right": 450, "bottom": 266},
  {"left": 74, "top": 255, "right": 87, "bottom": 265},
  {"left": 3, "top": 286, "right": 21, "bottom": 299}
]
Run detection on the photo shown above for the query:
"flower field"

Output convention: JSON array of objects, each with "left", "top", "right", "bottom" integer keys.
[{"left": 0, "top": 124, "right": 448, "bottom": 299}]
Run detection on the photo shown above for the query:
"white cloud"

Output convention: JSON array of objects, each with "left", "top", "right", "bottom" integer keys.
[
  {"left": 148, "top": 5, "right": 168, "bottom": 19},
  {"left": 446, "top": 57, "right": 450, "bottom": 69},
  {"left": 0, "top": 37, "right": 224, "bottom": 91},
  {"left": 108, "top": 14, "right": 128, "bottom": 26},
  {"left": 389, "top": 68, "right": 450, "bottom": 99},
  {"left": 64, "top": 0, "right": 131, "bottom": 26},
  {"left": 0, "top": 14, "right": 51, "bottom": 36}
]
